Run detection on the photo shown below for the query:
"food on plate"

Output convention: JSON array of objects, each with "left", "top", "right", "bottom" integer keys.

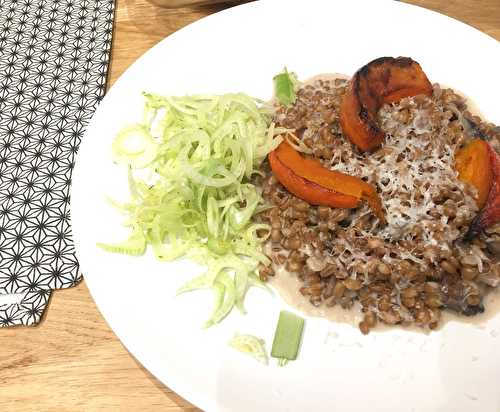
[
  {"left": 228, "top": 334, "right": 268, "bottom": 365},
  {"left": 339, "top": 57, "right": 433, "bottom": 152},
  {"left": 102, "top": 57, "right": 500, "bottom": 336},
  {"left": 100, "top": 93, "right": 283, "bottom": 327},
  {"left": 257, "top": 57, "right": 500, "bottom": 333},
  {"left": 228, "top": 310, "right": 305, "bottom": 366},
  {"left": 271, "top": 311, "right": 305, "bottom": 366},
  {"left": 462, "top": 140, "right": 500, "bottom": 239},
  {"left": 273, "top": 68, "right": 299, "bottom": 107},
  {"left": 455, "top": 138, "right": 493, "bottom": 209},
  {"left": 268, "top": 141, "right": 385, "bottom": 221}
]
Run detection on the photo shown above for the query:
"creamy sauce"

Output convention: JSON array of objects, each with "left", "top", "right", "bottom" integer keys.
[
  {"left": 268, "top": 74, "right": 500, "bottom": 331},
  {"left": 268, "top": 266, "right": 364, "bottom": 326},
  {"left": 441, "top": 83, "right": 485, "bottom": 119},
  {"left": 305, "top": 72, "right": 350, "bottom": 81},
  {"left": 441, "top": 287, "right": 500, "bottom": 326},
  {"left": 269, "top": 262, "right": 500, "bottom": 332}
]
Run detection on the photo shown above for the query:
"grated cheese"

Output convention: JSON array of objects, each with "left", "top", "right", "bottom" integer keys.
[{"left": 327, "top": 97, "right": 478, "bottom": 250}]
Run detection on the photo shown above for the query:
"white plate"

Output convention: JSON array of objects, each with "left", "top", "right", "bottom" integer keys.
[{"left": 71, "top": 1, "right": 500, "bottom": 411}]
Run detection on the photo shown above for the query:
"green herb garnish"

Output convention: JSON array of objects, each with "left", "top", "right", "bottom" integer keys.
[{"left": 273, "top": 68, "right": 299, "bottom": 107}]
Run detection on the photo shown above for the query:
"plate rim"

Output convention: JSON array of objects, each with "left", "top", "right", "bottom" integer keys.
[{"left": 71, "top": 1, "right": 500, "bottom": 411}]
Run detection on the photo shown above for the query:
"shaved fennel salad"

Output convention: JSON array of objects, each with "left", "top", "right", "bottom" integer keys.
[{"left": 99, "top": 92, "right": 286, "bottom": 327}]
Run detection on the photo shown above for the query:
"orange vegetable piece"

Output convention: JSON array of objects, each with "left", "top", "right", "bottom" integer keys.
[
  {"left": 455, "top": 139, "right": 493, "bottom": 209},
  {"left": 465, "top": 142, "right": 500, "bottom": 240},
  {"left": 269, "top": 142, "right": 385, "bottom": 222},
  {"left": 340, "top": 57, "right": 433, "bottom": 152}
]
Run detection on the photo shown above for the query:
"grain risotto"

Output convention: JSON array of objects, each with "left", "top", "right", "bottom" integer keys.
[{"left": 255, "top": 70, "right": 500, "bottom": 334}]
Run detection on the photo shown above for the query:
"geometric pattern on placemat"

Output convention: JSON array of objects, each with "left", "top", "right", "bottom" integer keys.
[{"left": 0, "top": 0, "right": 115, "bottom": 326}]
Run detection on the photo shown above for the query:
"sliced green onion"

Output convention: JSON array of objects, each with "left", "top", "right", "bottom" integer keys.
[
  {"left": 228, "top": 334, "right": 268, "bottom": 365},
  {"left": 207, "top": 281, "right": 225, "bottom": 324},
  {"left": 101, "top": 92, "right": 282, "bottom": 327},
  {"left": 234, "top": 269, "right": 249, "bottom": 314},
  {"left": 112, "top": 126, "right": 157, "bottom": 169},
  {"left": 204, "top": 271, "right": 235, "bottom": 328},
  {"left": 206, "top": 238, "right": 231, "bottom": 255},
  {"left": 271, "top": 311, "right": 305, "bottom": 364},
  {"left": 97, "top": 227, "right": 146, "bottom": 256},
  {"left": 176, "top": 272, "right": 213, "bottom": 295}
]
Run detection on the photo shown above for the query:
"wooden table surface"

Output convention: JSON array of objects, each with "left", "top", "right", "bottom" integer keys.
[{"left": 1, "top": 1, "right": 499, "bottom": 411}]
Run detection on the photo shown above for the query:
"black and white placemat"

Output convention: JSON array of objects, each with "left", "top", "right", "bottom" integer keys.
[{"left": 0, "top": 0, "right": 115, "bottom": 326}]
